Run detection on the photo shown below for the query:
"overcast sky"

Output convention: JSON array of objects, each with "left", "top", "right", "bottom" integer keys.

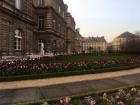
[{"left": 63, "top": 0, "right": 140, "bottom": 42}]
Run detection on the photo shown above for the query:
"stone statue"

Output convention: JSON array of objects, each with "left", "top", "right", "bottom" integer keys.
[{"left": 40, "top": 42, "right": 45, "bottom": 56}]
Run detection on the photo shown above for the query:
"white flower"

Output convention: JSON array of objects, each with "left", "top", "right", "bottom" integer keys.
[{"left": 41, "top": 102, "right": 50, "bottom": 105}]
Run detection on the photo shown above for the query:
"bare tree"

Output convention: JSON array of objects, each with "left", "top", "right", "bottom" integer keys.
[
  {"left": 120, "top": 39, "right": 140, "bottom": 54},
  {"left": 135, "top": 31, "right": 140, "bottom": 37}
]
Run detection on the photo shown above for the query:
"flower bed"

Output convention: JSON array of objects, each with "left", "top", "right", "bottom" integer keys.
[
  {"left": 42, "top": 87, "right": 140, "bottom": 105},
  {"left": 15, "top": 86, "right": 140, "bottom": 105},
  {"left": 0, "top": 55, "right": 140, "bottom": 77}
]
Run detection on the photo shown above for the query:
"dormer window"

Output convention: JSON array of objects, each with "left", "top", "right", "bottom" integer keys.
[{"left": 15, "top": 0, "right": 21, "bottom": 9}]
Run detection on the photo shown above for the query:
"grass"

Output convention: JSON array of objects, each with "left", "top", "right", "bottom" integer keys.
[
  {"left": 63, "top": 54, "right": 129, "bottom": 62},
  {"left": 36, "top": 54, "right": 131, "bottom": 64}
]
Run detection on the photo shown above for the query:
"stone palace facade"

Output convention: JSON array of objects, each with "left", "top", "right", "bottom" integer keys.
[
  {"left": 83, "top": 36, "right": 107, "bottom": 53},
  {"left": 0, "top": 0, "right": 83, "bottom": 57}
]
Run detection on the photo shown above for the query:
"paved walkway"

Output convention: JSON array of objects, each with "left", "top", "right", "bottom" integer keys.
[
  {"left": 0, "top": 68, "right": 140, "bottom": 90},
  {"left": 0, "top": 68, "right": 140, "bottom": 104}
]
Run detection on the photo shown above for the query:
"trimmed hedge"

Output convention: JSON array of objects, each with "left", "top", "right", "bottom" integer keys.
[{"left": 1, "top": 63, "right": 140, "bottom": 82}]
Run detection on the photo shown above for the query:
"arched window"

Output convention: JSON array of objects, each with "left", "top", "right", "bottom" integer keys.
[
  {"left": 15, "top": 0, "right": 21, "bottom": 9},
  {"left": 15, "top": 29, "right": 22, "bottom": 50}
]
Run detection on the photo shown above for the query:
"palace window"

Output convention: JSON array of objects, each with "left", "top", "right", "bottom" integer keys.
[
  {"left": 63, "top": 11, "right": 65, "bottom": 17},
  {"left": 38, "top": 0, "right": 44, "bottom": 6},
  {"left": 58, "top": 24, "right": 61, "bottom": 32},
  {"left": 15, "top": 0, "right": 21, "bottom": 9},
  {"left": 38, "top": 16, "right": 45, "bottom": 30},
  {"left": 15, "top": 29, "right": 22, "bottom": 50},
  {"left": 53, "top": 20, "right": 56, "bottom": 30},
  {"left": 59, "top": 6, "right": 61, "bottom": 13}
]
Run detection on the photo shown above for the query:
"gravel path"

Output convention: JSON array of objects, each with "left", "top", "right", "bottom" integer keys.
[{"left": 0, "top": 68, "right": 140, "bottom": 90}]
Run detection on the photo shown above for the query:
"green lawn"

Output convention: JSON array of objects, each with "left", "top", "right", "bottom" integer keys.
[
  {"left": 47, "top": 54, "right": 131, "bottom": 64},
  {"left": 65, "top": 54, "right": 129, "bottom": 61}
]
